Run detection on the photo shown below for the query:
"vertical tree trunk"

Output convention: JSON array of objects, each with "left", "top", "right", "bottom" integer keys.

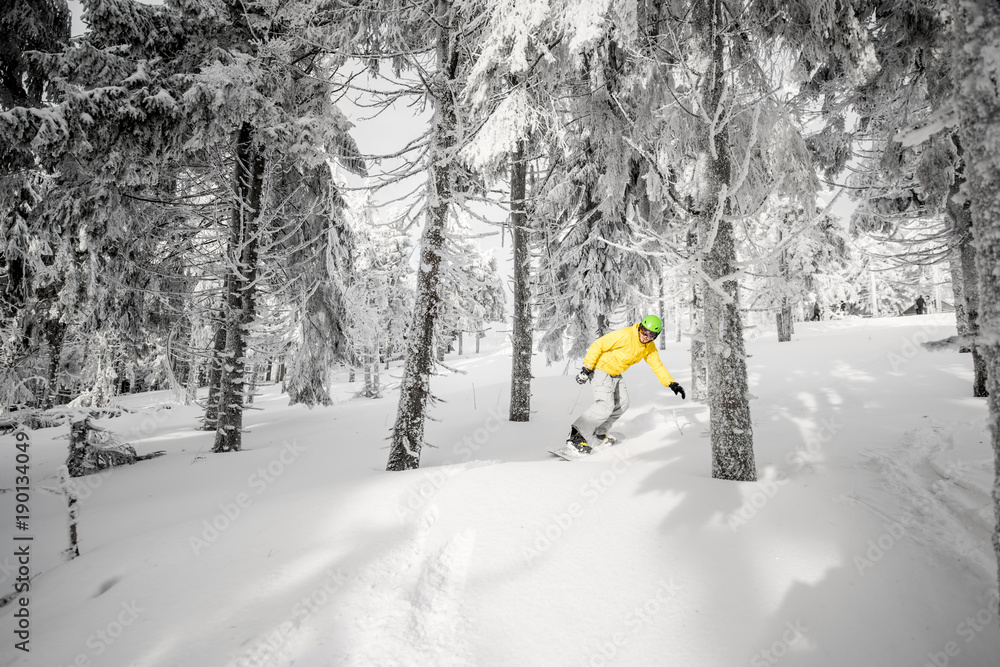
[
  {"left": 245, "top": 363, "right": 259, "bottom": 405},
  {"left": 951, "top": 0, "right": 1000, "bottom": 592},
  {"left": 387, "top": 0, "right": 458, "bottom": 471},
  {"left": 509, "top": 139, "right": 533, "bottom": 422},
  {"left": 214, "top": 123, "right": 265, "bottom": 453},
  {"left": 674, "top": 275, "right": 683, "bottom": 343},
  {"left": 693, "top": 0, "right": 755, "bottom": 482},
  {"left": 948, "top": 142, "right": 988, "bottom": 395},
  {"left": 658, "top": 272, "right": 667, "bottom": 333},
  {"left": 185, "top": 323, "right": 200, "bottom": 406},
  {"left": 868, "top": 266, "right": 879, "bottom": 317},
  {"left": 776, "top": 231, "right": 792, "bottom": 342},
  {"left": 203, "top": 315, "right": 226, "bottom": 430},
  {"left": 690, "top": 274, "right": 708, "bottom": 402},
  {"left": 364, "top": 354, "right": 380, "bottom": 398},
  {"left": 59, "top": 466, "right": 80, "bottom": 560},
  {"left": 949, "top": 246, "right": 969, "bottom": 350},
  {"left": 42, "top": 318, "right": 66, "bottom": 410}
]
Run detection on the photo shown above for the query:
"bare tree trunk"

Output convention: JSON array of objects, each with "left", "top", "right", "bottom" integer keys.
[
  {"left": 245, "top": 362, "right": 259, "bottom": 405},
  {"left": 674, "top": 275, "right": 683, "bottom": 344},
  {"left": 868, "top": 266, "right": 879, "bottom": 317},
  {"left": 387, "top": 0, "right": 458, "bottom": 471},
  {"left": 42, "top": 319, "right": 66, "bottom": 410},
  {"left": 694, "top": 0, "right": 755, "bottom": 482},
  {"left": 59, "top": 466, "right": 80, "bottom": 560},
  {"left": 185, "top": 323, "right": 200, "bottom": 406},
  {"left": 948, "top": 139, "right": 988, "bottom": 396},
  {"left": 202, "top": 316, "right": 226, "bottom": 430},
  {"left": 510, "top": 139, "right": 533, "bottom": 422},
  {"left": 776, "top": 231, "right": 792, "bottom": 342},
  {"left": 364, "top": 352, "right": 381, "bottom": 398},
  {"left": 949, "top": 245, "right": 969, "bottom": 350},
  {"left": 951, "top": 0, "right": 1000, "bottom": 592},
  {"left": 214, "top": 122, "right": 265, "bottom": 453},
  {"left": 690, "top": 274, "right": 708, "bottom": 402}
]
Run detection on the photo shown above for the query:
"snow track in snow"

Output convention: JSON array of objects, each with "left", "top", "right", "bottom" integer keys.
[
  {"left": 330, "top": 507, "right": 477, "bottom": 667},
  {"left": 281, "top": 462, "right": 486, "bottom": 667},
  {"left": 860, "top": 419, "right": 996, "bottom": 585}
]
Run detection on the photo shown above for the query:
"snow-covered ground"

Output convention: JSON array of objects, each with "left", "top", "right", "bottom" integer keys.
[{"left": 1, "top": 314, "right": 997, "bottom": 667}]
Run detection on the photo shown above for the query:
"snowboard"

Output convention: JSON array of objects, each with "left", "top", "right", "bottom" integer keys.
[{"left": 548, "top": 435, "right": 620, "bottom": 461}]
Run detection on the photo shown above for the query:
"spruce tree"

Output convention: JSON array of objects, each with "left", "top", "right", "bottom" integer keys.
[{"left": 949, "top": 0, "right": 1000, "bottom": 591}]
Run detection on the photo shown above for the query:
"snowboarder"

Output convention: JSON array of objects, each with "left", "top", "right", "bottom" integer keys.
[
  {"left": 566, "top": 315, "right": 685, "bottom": 454},
  {"left": 914, "top": 295, "right": 926, "bottom": 315}
]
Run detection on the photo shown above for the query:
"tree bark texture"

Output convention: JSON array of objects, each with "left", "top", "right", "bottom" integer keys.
[
  {"left": 776, "top": 232, "right": 792, "bottom": 342},
  {"left": 690, "top": 276, "right": 708, "bottom": 402},
  {"left": 948, "top": 145, "right": 988, "bottom": 395},
  {"left": 387, "top": 0, "right": 457, "bottom": 471},
  {"left": 202, "top": 317, "right": 226, "bottom": 430},
  {"left": 951, "top": 0, "right": 1000, "bottom": 592},
  {"left": 694, "top": 0, "right": 756, "bottom": 482},
  {"left": 509, "top": 139, "right": 533, "bottom": 422},
  {"left": 214, "top": 122, "right": 265, "bottom": 453},
  {"left": 948, "top": 246, "right": 969, "bottom": 349},
  {"left": 42, "top": 318, "right": 66, "bottom": 409}
]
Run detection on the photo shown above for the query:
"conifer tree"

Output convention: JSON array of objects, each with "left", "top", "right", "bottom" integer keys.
[
  {"left": 844, "top": 0, "right": 987, "bottom": 396},
  {"left": 949, "top": 0, "right": 1000, "bottom": 590},
  {"left": 2, "top": 0, "right": 363, "bottom": 442},
  {"left": 385, "top": 0, "right": 481, "bottom": 471},
  {"left": 343, "top": 208, "right": 414, "bottom": 399},
  {"left": 0, "top": 0, "right": 72, "bottom": 409}
]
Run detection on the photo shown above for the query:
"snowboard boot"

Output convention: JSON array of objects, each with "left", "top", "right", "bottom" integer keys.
[{"left": 567, "top": 426, "right": 592, "bottom": 454}]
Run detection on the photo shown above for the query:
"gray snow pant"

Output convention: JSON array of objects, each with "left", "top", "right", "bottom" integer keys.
[{"left": 572, "top": 370, "right": 630, "bottom": 440}]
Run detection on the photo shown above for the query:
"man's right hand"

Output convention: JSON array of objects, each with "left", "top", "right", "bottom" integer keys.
[{"left": 576, "top": 367, "right": 594, "bottom": 384}]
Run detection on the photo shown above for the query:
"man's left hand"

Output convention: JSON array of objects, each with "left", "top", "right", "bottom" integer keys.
[{"left": 669, "top": 382, "right": 686, "bottom": 400}]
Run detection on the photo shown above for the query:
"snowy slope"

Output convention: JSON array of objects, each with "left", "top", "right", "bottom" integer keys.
[{"left": 1, "top": 314, "right": 997, "bottom": 667}]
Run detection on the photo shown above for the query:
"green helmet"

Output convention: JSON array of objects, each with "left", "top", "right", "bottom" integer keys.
[{"left": 640, "top": 315, "right": 663, "bottom": 333}]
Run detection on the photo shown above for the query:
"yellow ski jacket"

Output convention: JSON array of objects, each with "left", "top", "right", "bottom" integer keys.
[{"left": 583, "top": 323, "right": 676, "bottom": 386}]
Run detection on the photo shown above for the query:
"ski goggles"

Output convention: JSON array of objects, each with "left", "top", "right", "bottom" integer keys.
[{"left": 638, "top": 324, "right": 659, "bottom": 340}]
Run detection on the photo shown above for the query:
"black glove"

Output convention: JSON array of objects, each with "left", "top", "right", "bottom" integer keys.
[
  {"left": 576, "top": 367, "right": 594, "bottom": 384},
  {"left": 669, "top": 382, "right": 686, "bottom": 399}
]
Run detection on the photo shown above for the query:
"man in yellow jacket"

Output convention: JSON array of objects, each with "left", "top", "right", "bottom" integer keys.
[{"left": 568, "top": 315, "right": 685, "bottom": 454}]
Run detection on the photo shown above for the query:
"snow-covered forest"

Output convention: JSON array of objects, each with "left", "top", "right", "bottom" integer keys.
[{"left": 1, "top": 0, "right": 1000, "bottom": 664}]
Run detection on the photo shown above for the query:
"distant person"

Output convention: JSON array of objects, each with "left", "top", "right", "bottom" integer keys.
[
  {"left": 566, "top": 316, "right": 685, "bottom": 454},
  {"left": 915, "top": 295, "right": 926, "bottom": 315},
  {"left": 811, "top": 303, "right": 821, "bottom": 321}
]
